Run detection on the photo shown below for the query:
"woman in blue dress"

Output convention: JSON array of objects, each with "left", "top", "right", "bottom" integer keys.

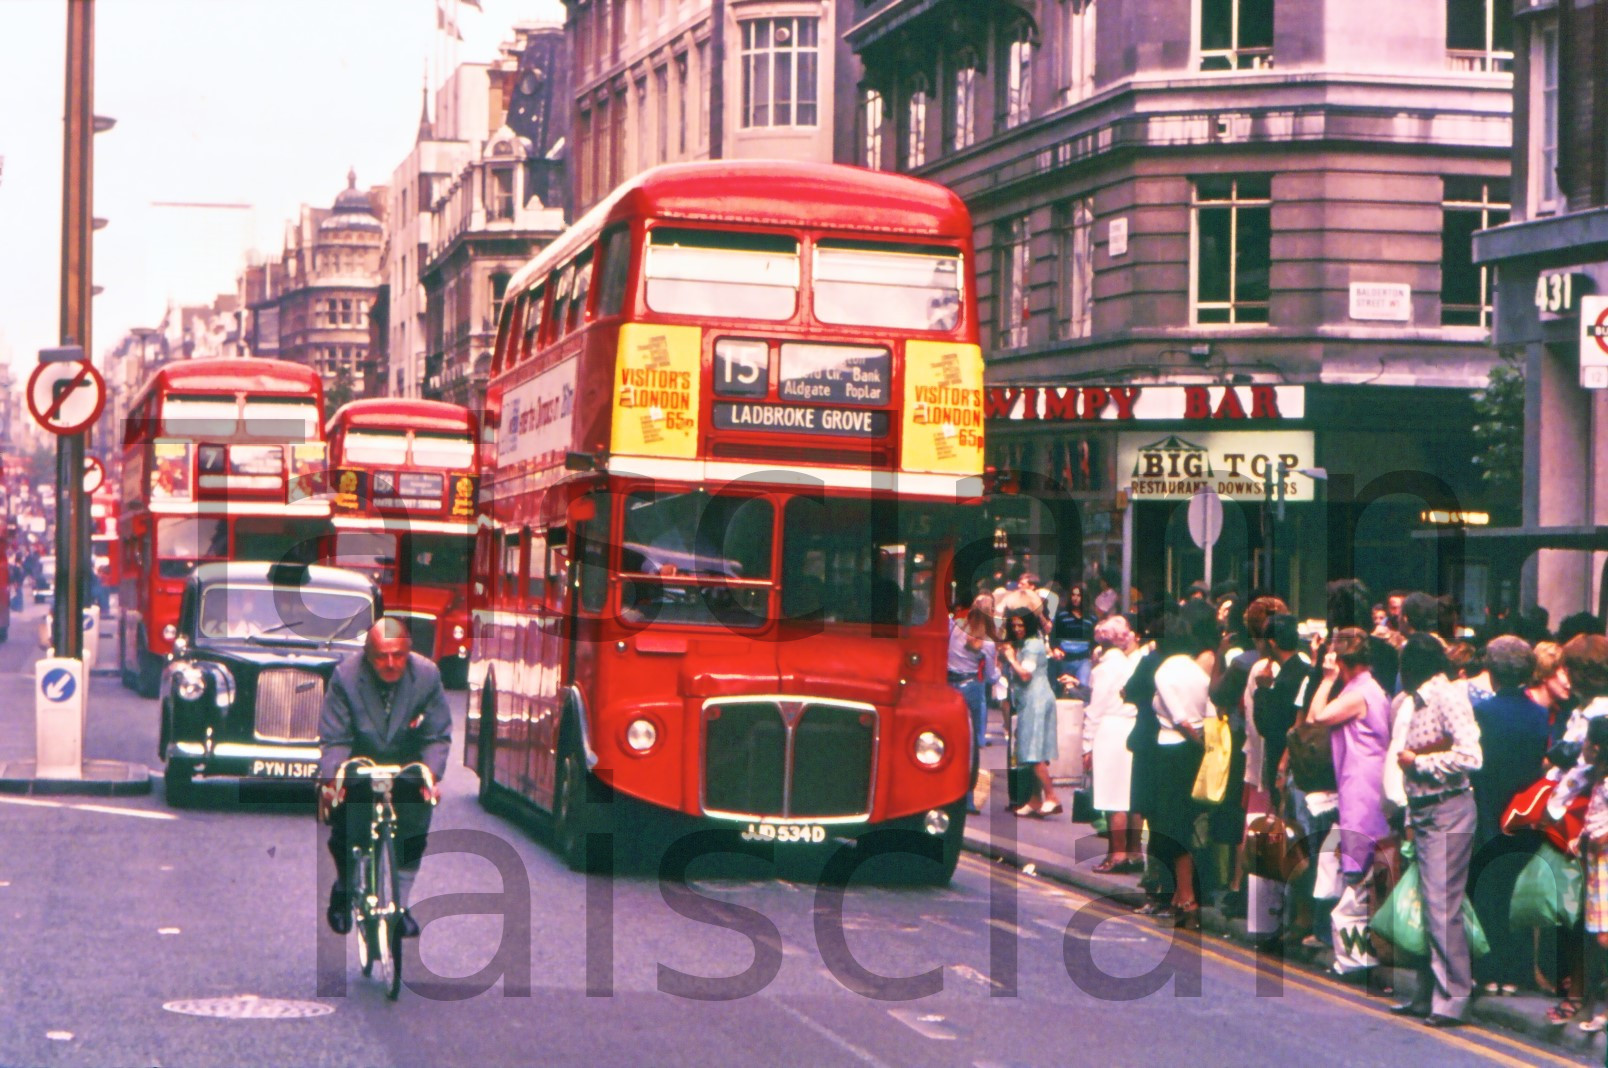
[{"left": 1003, "top": 607, "right": 1062, "bottom": 817}]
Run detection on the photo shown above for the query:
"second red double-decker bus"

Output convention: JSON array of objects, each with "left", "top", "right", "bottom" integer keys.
[
  {"left": 468, "top": 161, "right": 989, "bottom": 882},
  {"left": 324, "top": 399, "right": 477, "bottom": 687},
  {"left": 119, "top": 358, "right": 329, "bottom": 696}
]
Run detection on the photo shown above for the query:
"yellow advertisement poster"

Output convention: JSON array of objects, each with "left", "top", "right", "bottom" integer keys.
[
  {"left": 901, "top": 341, "right": 984, "bottom": 475},
  {"left": 611, "top": 323, "right": 702, "bottom": 459}
]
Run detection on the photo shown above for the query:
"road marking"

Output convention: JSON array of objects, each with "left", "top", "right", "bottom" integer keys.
[
  {"left": 158, "top": 927, "right": 180, "bottom": 936},
  {"left": 921, "top": 915, "right": 973, "bottom": 937},
  {"left": 887, "top": 1008, "right": 958, "bottom": 1040},
  {"left": 0, "top": 796, "right": 176, "bottom": 821},
  {"left": 984, "top": 917, "right": 1036, "bottom": 941},
  {"left": 46, "top": 1031, "right": 73, "bottom": 1041},
  {"left": 950, "top": 963, "right": 1005, "bottom": 991},
  {"left": 767, "top": 999, "right": 894, "bottom": 1068}
]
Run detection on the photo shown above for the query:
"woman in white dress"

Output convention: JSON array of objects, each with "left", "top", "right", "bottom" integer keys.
[{"left": 1083, "top": 615, "right": 1144, "bottom": 872}]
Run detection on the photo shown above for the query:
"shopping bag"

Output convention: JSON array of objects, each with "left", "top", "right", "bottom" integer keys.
[
  {"left": 1370, "top": 857, "right": 1491, "bottom": 959},
  {"left": 1312, "top": 827, "right": 1344, "bottom": 902},
  {"left": 1509, "top": 842, "right": 1585, "bottom": 929},
  {"left": 1071, "top": 787, "right": 1098, "bottom": 824},
  {"left": 1246, "top": 874, "right": 1285, "bottom": 939},
  {"left": 1190, "top": 715, "right": 1233, "bottom": 805},
  {"left": 1330, "top": 880, "right": 1378, "bottom": 975}
]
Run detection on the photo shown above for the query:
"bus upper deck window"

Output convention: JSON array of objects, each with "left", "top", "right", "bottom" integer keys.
[
  {"left": 813, "top": 241, "right": 963, "bottom": 332},
  {"left": 644, "top": 228, "right": 799, "bottom": 322}
]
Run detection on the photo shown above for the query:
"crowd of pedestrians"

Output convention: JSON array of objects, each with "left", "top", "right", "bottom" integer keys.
[{"left": 949, "top": 568, "right": 1608, "bottom": 1032}]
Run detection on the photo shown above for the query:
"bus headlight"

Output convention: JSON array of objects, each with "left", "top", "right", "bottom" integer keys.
[
  {"left": 626, "top": 719, "right": 658, "bottom": 753},
  {"left": 452, "top": 624, "right": 466, "bottom": 641},
  {"left": 175, "top": 665, "right": 207, "bottom": 702},
  {"left": 913, "top": 731, "right": 945, "bottom": 767}
]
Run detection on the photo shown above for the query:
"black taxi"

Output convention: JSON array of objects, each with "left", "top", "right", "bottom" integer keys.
[{"left": 159, "top": 562, "right": 380, "bottom": 802}]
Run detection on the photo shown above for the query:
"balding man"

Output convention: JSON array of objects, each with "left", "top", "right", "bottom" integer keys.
[{"left": 317, "top": 617, "right": 453, "bottom": 936}]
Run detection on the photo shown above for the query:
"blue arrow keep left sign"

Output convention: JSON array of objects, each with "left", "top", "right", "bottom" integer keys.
[{"left": 41, "top": 667, "right": 76, "bottom": 703}]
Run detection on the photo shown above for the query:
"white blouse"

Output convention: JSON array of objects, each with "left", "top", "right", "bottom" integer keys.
[{"left": 1153, "top": 654, "right": 1211, "bottom": 746}]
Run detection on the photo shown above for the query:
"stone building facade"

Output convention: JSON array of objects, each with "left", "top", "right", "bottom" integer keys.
[
  {"left": 563, "top": 0, "right": 860, "bottom": 214},
  {"left": 848, "top": 0, "right": 1513, "bottom": 616},
  {"left": 1474, "top": 0, "right": 1608, "bottom": 619}
]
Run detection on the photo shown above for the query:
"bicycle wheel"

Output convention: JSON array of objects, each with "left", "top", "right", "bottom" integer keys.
[
  {"left": 345, "top": 848, "right": 373, "bottom": 977},
  {"left": 377, "top": 823, "right": 403, "bottom": 1000}
]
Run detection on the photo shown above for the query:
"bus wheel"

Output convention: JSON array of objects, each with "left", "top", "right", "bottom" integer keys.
[
  {"left": 476, "top": 686, "right": 498, "bottom": 809},
  {"left": 439, "top": 657, "right": 468, "bottom": 691},
  {"left": 552, "top": 731, "right": 611, "bottom": 874},
  {"left": 861, "top": 802, "right": 966, "bottom": 887},
  {"left": 135, "top": 629, "right": 161, "bottom": 699}
]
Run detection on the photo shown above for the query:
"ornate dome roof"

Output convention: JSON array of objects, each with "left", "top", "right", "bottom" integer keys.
[{"left": 321, "top": 168, "right": 381, "bottom": 233}]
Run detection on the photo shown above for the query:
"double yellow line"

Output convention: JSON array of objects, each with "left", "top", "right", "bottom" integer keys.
[{"left": 955, "top": 854, "right": 1583, "bottom": 1067}]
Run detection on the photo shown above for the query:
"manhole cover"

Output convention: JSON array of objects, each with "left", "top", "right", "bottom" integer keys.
[{"left": 162, "top": 995, "right": 333, "bottom": 1020}]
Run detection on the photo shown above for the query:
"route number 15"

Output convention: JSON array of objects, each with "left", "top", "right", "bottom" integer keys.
[{"left": 714, "top": 339, "right": 769, "bottom": 397}]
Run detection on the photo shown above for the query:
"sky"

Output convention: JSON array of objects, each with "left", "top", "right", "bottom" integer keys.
[{"left": 0, "top": 0, "right": 565, "bottom": 374}]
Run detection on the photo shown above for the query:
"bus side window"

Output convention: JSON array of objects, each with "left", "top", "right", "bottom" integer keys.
[
  {"left": 569, "top": 251, "right": 594, "bottom": 333},
  {"left": 596, "top": 228, "right": 631, "bottom": 319},
  {"left": 525, "top": 528, "right": 547, "bottom": 604},
  {"left": 575, "top": 494, "right": 611, "bottom": 613},
  {"left": 500, "top": 530, "right": 521, "bottom": 602},
  {"left": 523, "top": 285, "right": 546, "bottom": 359},
  {"left": 549, "top": 265, "right": 575, "bottom": 342},
  {"left": 546, "top": 542, "right": 569, "bottom": 613},
  {"left": 492, "top": 292, "right": 523, "bottom": 375}
]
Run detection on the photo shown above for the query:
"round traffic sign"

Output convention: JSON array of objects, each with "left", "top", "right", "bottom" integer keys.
[
  {"left": 1593, "top": 304, "right": 1608, "bottom": 358},
  {"left": 27, "top": 360, "right": 105, "bottom": 436},
  {"left": 82, "top": 456, "right": 106, "bottom": 494},
  {"left": 1187, "top": 488, "right": 1225, "bottom": 549}
]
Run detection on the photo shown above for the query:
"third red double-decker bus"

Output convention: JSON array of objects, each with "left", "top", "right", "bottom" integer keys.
[
  {"left": 324, "top": 398, "right": 477, "bottom": 687},
  {"left": 118, "top": 357, "right": 329, "bottom": 696},
  {"left": 468, "top": 161, "right": 990, "bottom": 882}
]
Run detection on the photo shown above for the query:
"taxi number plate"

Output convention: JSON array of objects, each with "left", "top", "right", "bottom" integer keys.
[
  {"left": 741, "top": 823, "right": 827, "bottom": 844},
  {"left": 250, "top": 760, "right": 319, "bottom": 778}
]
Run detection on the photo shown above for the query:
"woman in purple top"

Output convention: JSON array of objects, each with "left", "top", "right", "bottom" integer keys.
[{"left": 1307, "top": 627, "right": 1392, "bottom": 877}]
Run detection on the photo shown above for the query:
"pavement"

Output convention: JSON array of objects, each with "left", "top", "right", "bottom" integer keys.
[{"left": 961, "top": 707, "right": 1605, "bottom": 1059}]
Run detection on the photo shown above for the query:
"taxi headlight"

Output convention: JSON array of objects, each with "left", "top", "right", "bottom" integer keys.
[
  {"left": 625, "top": 718, "right": 658, "bottom": 752},
  {"left": 162, "top": 623, "right": 178, "bottom": 642},
  {"left": 914, "top": 730, "right": 945, "bottom": 767},
  {"left": 175, "top": 665, "right": 207, "bottom": 702}
]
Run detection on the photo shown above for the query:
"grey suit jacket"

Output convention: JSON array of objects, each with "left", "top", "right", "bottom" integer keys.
[{"left": 317, "top": 650, "right": 452, "bottom": 781}]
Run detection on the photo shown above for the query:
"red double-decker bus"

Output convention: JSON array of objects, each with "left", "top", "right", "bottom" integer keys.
[
  {"left": 324, "top": 399, "right": 476, "bottom": 687},
  {"left": 468, "top": 161, "right": 989, "bottom": 882},
  {"left": 118, "top": 358, "right": 329, "bottom": 696}
]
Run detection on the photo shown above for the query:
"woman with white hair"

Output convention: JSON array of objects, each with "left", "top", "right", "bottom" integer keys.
[{"left": 1083, "top": 614, "right": 1144, "bottom": 872}]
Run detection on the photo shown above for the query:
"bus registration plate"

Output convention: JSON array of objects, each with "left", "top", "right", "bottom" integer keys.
[{"left": 741, "top": 822, "right": 827, "bottom": 845}]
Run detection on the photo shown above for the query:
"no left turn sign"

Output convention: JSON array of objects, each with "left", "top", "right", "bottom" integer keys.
[{"left": 27, "top": 360, "right": 105, "bottom": 435}]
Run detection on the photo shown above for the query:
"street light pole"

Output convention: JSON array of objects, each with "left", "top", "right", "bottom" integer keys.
[{"left": 53, "top": 0, "right": 95, "bottom": 660}]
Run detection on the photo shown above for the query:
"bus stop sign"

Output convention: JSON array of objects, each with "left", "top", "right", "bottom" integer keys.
[{"left": 27, "top": 359, "right": 105, "bottom": 436}]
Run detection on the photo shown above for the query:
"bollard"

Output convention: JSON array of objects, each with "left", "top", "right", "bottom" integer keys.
[{"left": 35, "top": 657, "right": 86, "bottom": 778}]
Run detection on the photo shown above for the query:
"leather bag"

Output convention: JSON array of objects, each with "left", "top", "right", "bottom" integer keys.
[
  {"left": 1285, "top": 717, "right": 1337, "bottom": 793},
  {"left": 1242, "top": 813, "right": 1306, "bottom": 882}
]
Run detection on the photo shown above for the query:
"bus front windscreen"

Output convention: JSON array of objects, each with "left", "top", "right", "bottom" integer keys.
[{"left": 617, "top": 489, "right": 773, "bottom": 626}]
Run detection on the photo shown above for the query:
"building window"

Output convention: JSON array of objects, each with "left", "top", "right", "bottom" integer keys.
[
  {"left": 655, "top": 65, "right": 670, "bottom": 162},
  {"left": 698, "top": 40, "right": 711, "bottom": 148},
  {"left": 861, "top": 89, "right": 884, "bottom": 170},
  {"left": 903, "top": 76, "right": 928, "bottom": 170},
  {"left": 1056, "top": 197, "right": 1094, "bottom": 340},
  {"left": 635, "top": 77, "right": 650, "bottom": 172},
  {"left": 613, "top": 85, "right": 627, "bottom": 184},
  {"left": 488, "top": 165, "right": 515, "bottom": 221},
  {"left": 1003, "top": 24, "right": 1034, "bottom": 129},
  {"left": 1441, "top": 177, "right": 1509, "bottom": 328},
  {"left": 739, "top": 17, "right": 819, "bottom": 127},
  {"left": 1446, "top": 0, "right": 1512, "bottom": 72},
  {"left": 950, "top": 52, "right": 977, "bottom": 150},
  {"left": 339, "top": 298, "right": 353, "bottom": 326},
  {"left": 1058, "top": 0, "right": 1097, "bottom": 108},
  {"left": 1192, "top": 175, "right": 1271, "bottom": 324},
  {"left": 1534, "top": 24, "right": 1560, "bottom": 210},
  {"left": 577, "top": 106, "right": 593, "bottom": 205},
  {"left": 999, "top": 215, "right": 1032, "bottom": 349},
  {"left": 1199, "top": 0, "right": 1273, "bottom": 71},
  {"left": 676, "top": 54, "right": 689, "bottom": 155}
]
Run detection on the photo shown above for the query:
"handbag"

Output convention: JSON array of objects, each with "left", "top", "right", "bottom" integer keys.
[
  {"left": 1502, "top": 777, "right": 1589, "bottom": 854},
  {"left": 1242, "top": 813, "right": 1306, "bottom": 882},
  {"left": 1190, "top": 715, "right": 1234, "bottom": 805},
  {"left": 1285, "top": 716, "right": 1337, "bottom": 793},
  {"left": 1510, "top": 842, "right": 1585, "bottom": 929}
]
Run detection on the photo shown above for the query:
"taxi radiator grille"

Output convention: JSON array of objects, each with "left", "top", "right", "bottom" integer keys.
[{"left": 255, "top": 669, "right": 325, "bottom": 742}]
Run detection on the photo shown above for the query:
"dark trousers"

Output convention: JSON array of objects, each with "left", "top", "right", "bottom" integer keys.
[
  {"left": 327, "top": 776, "right": 434, "bottom": 876},
  {"left": 1470, "top": 833, "right": 1539, "bottom": 987}
]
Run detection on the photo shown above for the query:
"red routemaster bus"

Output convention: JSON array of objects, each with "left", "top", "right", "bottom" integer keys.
[
  {"left": 325, "top": 398, "right": 477, "bottom": 687},
  {"left": 119, "top": 358, "right": 330, "bottom": 695},
  {"left": 468, "top": 161, "right": 989, "bottom": 882}
]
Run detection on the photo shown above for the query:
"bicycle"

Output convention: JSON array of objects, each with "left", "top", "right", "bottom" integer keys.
[{"left": 333, "top": 760, "right": 433, "bottom": 1000}]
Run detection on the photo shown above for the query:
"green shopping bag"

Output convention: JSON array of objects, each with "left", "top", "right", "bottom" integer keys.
[
  {"left": 1509, "top": 843, "right": 1585, "bottom": 929},
  {"left": 1370, "top": 854, "right": 1491, "bottom": 959}
]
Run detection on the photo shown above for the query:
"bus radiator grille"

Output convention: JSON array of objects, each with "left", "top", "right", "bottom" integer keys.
[
  {"left": 702, "top": 700, "right": 874, "bottom": 819},
  {"left": 255, "top": 669, "right": 326, "bottom": 742}
]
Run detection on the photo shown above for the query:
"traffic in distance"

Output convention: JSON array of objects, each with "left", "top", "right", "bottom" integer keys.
[{"left": 120, "top": 162, "right": 992, "bottom": 886}]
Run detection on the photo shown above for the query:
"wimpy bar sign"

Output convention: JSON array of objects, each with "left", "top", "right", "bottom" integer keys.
[{"left": 986, "top": 385, "right": 1304, "bottom": 422}]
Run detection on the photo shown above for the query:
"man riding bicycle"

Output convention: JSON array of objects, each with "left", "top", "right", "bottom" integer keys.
[{"left": 318, "top": 617, "right": 452, "bottom": 936}]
